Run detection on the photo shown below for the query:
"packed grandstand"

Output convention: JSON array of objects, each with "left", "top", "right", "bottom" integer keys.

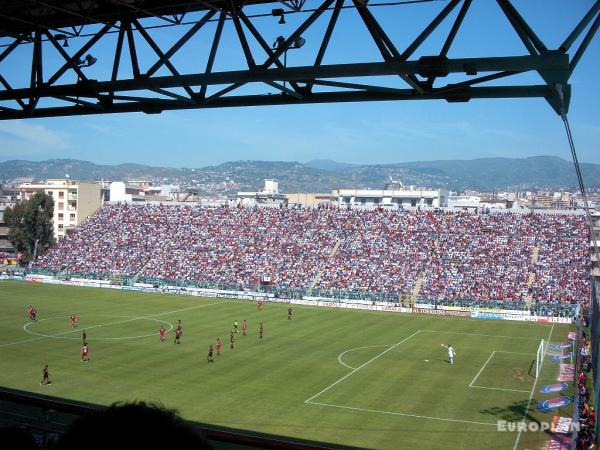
[{"left": 34, "top": 203, "right": 590, "bottom": 313}]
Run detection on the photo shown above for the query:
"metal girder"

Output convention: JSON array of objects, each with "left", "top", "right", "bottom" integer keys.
[
  {"left": 0, "top": 55, "right": 571, "bottom": 100},
  {"left": 0, "top": 85, "right": 565, "bottom": 120},
  {"left": 0, "top": 0, "right": 597, "bottom": 120}
]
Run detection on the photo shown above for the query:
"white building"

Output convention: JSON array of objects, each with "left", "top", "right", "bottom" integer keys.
[
  {"left": 237, "top": 179, "right": 287, "bottom": 207},
  {"left": 109, "top": 182, "right": 145, "bottom": 202},
  {"left": 18, "top": 179, "right": 102, "bottom": 241},
  {"left": 334, "top": 180, "right": 448, "bottom": 208},
  {"left": 448, "top": 194, "right": 481, "bottom": 210}
]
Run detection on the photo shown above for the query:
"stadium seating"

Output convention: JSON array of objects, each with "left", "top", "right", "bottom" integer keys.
[{"left": 35, "top": 204, "right": 590, "bottom": 306}]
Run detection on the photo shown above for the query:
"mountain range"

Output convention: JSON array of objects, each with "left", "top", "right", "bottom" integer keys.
[{"left": 1, "top": 156, "right": 598, "bottom": 195}]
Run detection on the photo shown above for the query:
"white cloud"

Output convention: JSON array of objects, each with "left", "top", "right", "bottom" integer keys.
[{"left": 0, "top": 120, "right": 69, "bottom": 153}]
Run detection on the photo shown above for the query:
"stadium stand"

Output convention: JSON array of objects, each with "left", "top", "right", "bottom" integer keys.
[{"left": 35, "top": 204, "right": 590, "bottom": 308}]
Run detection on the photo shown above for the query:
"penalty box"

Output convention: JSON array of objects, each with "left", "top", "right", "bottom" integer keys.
[
  {"left": 306, "top": 329, "right": 540, "bottom": 426},
  {"left": 468, "top": 350, "right": 536, "bottom": 394}
]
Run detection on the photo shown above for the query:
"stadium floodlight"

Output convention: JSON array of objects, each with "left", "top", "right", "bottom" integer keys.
[
  {"left": 77, "top": 54, "right": 97, "bottom": 68},
  {"left": 271, "top": 8, "right": 285, "bottom": 24},
  {"left": 535, "top": 339, "right": 545, "bottom": 378},
  {"left": 54, "top": 33, "right": 69, "bottom": 47},
  {"left": 291, "top": 36, "right": 305, "bottom": 49},
  {"left": 272, "top": 36, "right": 285, "bottom": 50}
]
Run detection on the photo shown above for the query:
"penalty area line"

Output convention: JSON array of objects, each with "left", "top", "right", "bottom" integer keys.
[
  {"left": 421, "top": 330, "right": 542, "bottom": 340},
  {"left": 469, "top": 385, "right": 531, "bottom": 394},
  {"left": 469, "top": 351, "right": 496, "bottom": 388},
  {"left": 305, "top": 330, "right": 421, "bottom": 404},
  {"left": 305, "top": 401, "right": 498, "bottom": 427}
]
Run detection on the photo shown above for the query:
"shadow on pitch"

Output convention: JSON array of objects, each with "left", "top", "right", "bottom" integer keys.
[{"left": 479, "top": 399, "right": 536, "bottom": 423}]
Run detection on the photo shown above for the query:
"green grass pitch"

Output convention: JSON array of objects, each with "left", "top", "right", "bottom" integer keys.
[{"left": 0, "top": 281, "right": 575, "bottom": 449}]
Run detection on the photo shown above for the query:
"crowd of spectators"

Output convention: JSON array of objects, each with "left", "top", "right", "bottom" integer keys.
[
  {"left": 577, "top": 328, "right": 596, "bottom": 449},
  {"left": 35, "top": 203, "right": 590, "bottom": 305}
]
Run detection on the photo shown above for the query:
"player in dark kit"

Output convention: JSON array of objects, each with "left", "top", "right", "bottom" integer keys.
[
  {"left": 216, "top": 337, "right": 222, "bottom": 356},
  {"left": 259, "top": 322, "right": 263, "bottom": 340},
  {"left": 242, "top": 320, "right": 247, "bottom": 336},
  {"left": 230, "top": 331, "right": 235, "bottom": 349},
  {"left": 288, "top": 306, "right": 292, "bottom": 320},
  {"left": 40, "top": 365, "right": 51, "bottom": 385},
  {"left": 82, "top": 330, "right": 87, "bottom": 344},
  {"left": 234, "top": 320, "right": 239, "bottom": 334},
  {"left": 174, "top": 328, "right": 182, "bottom": 344},
  {"left": 207, "top": 345, "right": 214, "bottom": 363}
]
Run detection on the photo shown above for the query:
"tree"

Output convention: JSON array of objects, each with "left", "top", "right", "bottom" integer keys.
[{"left": 4, "top": 192, "right": 55, "bottom": 264}]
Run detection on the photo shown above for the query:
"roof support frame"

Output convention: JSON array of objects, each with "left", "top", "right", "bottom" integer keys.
[{"left": 0, "top": 0, "right": 596, "bottom": 120}]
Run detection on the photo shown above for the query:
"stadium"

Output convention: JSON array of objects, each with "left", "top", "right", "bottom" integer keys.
[
  {"left": 1, "top": 202, "right": 596, "bottom": 449},
  {"left": 0, "top": 1, "right": 599, "bottom": 450}
]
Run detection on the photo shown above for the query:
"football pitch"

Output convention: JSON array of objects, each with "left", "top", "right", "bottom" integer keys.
[{"left": 0, "top": 281, "right": 575, "bottom": 450}]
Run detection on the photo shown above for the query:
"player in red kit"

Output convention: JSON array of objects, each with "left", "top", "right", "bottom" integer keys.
[
  {"left": 81, "top": 344, "right": 89, "bottom": 362},
  {"left": 27, "top": 306, "right": 34, "bottom": 321},
  {"left": 159, "top": 326, "right": 165, "bottom": 342},
  {"left": 70, "top": 314, "right": 77, "bottom": 328},
  {"left": 30, "top": 307, "right": 37, "bottom": 321},
  {"left": 242, "top": 320, "right": 247, "bottom": 336},
  {"left": 216, "top": 337, "right": 222, "bottom": 356}
]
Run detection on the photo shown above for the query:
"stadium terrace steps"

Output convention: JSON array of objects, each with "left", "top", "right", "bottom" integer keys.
[
  {"left": 412, "top": 273, "right": 425, "bottom": 299},
  {"left": 308, "top": 269, "right": 325, "bottom": 293},
  {"left": 133, "top": 257, "right": 154, "bottom": 282},
  {"left": 531, "top": 245, "right": 540, "bottom": 264},
  {"left": 527, "top": 273, "right": 536, "bottom": 288},
  {"left": 525, "top": 246, "right": 540, "bottom": 307},
  {"left": 308, "top": 238, "right": 342, "bottom": 293}
]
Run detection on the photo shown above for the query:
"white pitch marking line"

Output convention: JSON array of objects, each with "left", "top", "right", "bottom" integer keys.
[
  {"left": 469, "top": 351, "right": 496, "bottom": 388},
  {"left": 512, "top": 322, "right": 555, "bottom": 450},
  {"left": 306, "top": 401, "right": 498, "bottom": 427},
  {"left": 23, "top": 316, "right": 174, "bottom": 341},
  {"left": 493, "top": 350, "right": 535, "bottom": 355},
  {"left": 469, "top": 386, "right": 531, "bottom": 394},
  {"left": 0, "top": 301, "right": 225, "bottom": 349},
  {"left": 337, "top": 345, "right": 390, "bottom": 370},
  {"left": 305, "top": 330, "right": 421, "bottom": 404},
  {"left": 421, "top": 330, "right": 541, "bottom": 340}
]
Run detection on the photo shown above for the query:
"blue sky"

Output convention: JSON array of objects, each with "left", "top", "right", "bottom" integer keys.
[{"left": 0, "top": 0, "right": 598, "bottom": 167}]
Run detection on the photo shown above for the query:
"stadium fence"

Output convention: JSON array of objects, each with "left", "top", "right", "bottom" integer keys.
[{"left": 18, "top": 268, "right": 579, "bottom": 317}]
